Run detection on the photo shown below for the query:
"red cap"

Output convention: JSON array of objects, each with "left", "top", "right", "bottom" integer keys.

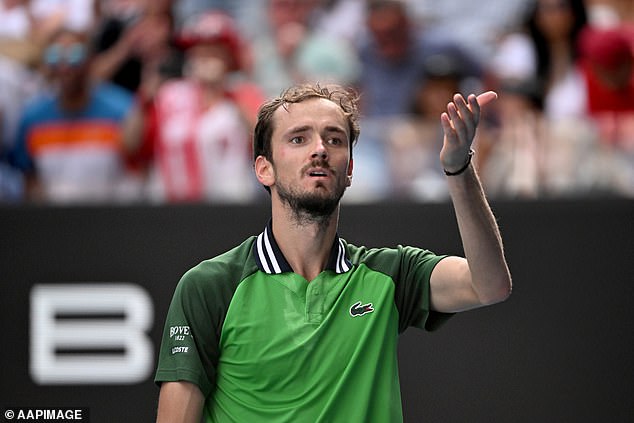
[
  {"left": 579, "top": 27, "right": 632, "bottom": 71},
  {"left": 175, "top": 11, "right": 243, "bottom": 71}
]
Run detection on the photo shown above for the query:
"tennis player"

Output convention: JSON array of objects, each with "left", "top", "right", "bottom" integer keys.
[{"left": 154, "top": 83, "right": 511, "bottom": 422}]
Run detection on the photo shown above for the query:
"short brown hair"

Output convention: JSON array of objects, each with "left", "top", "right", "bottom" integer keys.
[{"left": 253, "top": 83, "right": 361, "bottom": 162}]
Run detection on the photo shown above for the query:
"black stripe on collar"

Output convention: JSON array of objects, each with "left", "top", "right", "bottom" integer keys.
[{"left": 253, "top": 220, "right": 352, "bottom": 275}]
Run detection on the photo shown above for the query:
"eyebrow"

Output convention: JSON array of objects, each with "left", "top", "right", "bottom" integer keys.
[
  {"left": 284, "top": 125, "right": 348, "bottom": 137},
  {"left": 324, "top": 126, "right": 348, "bottom": 137},
  {"left": 285, "top": 125, "right": 311, "bottom": 136}
]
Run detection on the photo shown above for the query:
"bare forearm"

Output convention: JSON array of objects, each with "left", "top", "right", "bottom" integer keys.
[
  {"left": 446, "top": 164, "right": 512, "bottom": 304},
  {"left": 90, "top": 41, "right": 132, "bottom": 83},
  {"left": 156, "top": 381, "right": 204, "bottom": 423}
]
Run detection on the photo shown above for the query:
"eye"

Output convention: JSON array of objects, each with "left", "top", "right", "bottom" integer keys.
[
  {"left": 328, "top": 137, "right": 343, "bottom": 146},
  {"left": 289, "top": 136, "right": 304, "bottom": 144},
  {"left": 44, "top": 45, "right": 62, "bottom": 66}
]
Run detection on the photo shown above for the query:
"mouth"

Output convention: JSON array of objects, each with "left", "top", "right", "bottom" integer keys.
[
  {"left": 308, "top": 169, "right": 329, "bottom": 177},
  {"left": 305, "top": 164, "right": 332, "bottom": 179}
]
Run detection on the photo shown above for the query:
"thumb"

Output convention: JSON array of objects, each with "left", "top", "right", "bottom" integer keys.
[{"left": 475, "top": 91, "right": 498, "bottom": 106}]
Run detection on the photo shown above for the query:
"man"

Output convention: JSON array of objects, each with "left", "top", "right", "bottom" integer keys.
[
  {"left": 123, "top": 11, "right": 263, "bottom": 203},
  {"left": 10, "top": 28, "right": 134, "bottom": 203},
  {"left": 248, "top": 0, "right": 360, "bottom": 98},
  {"left": 154, "top": 83, "right": 512, "bottom": 422},
  {"left": 357, "top": 0, "right": 481, "bottom": 118}
]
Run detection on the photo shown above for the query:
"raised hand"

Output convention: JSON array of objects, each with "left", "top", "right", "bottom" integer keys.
[{"left": 440, "top": 91, "right": 497, "bottom": 174}]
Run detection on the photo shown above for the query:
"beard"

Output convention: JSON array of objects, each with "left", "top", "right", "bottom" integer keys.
[{"left": 275, "top": 162, "right": 348, "bottom": 226}]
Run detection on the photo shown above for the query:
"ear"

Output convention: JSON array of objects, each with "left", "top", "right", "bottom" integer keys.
[
  {"left": 255, "top": 155, "right": 275, "bottom": 188},
  {"left": 346, "top": 158, "right": 353, "bottom": 186}
]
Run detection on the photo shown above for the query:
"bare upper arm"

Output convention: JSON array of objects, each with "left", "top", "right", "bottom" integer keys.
[
  {"left": 156, "top": 381, "right": 204, "bottom": 423},
  {"left": 429, "top": 256, "right": 482, "bottom": 313}
]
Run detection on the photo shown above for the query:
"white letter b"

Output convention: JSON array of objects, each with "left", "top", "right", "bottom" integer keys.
[{"left": 30, "top": 283, "right": 154, "bottom": 384}]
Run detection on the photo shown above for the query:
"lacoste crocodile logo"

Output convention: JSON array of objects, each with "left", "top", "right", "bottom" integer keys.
[{"left": 349, "top": 301, "right": 374, "bottom": 317}]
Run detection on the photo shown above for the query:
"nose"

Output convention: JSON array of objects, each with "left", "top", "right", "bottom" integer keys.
[{"left": 311, "top": 137, "right": 328, "bottom": 160}]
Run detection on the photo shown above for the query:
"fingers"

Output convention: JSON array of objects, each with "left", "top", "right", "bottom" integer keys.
[
  {"left": 440, "top": 111, "right": 459, "bottom": 149},
  {"left": 476, "top": 90, "right": 498, "bottom": 106},
  {"left": 448, "top": 91, "right": 498, "bottom": 115},
  {"left": 448, "top": 98, "right": 468, "bottom": 140},
  {"left": 445, "top": 91, "right": 498, "bottom": 130},
  {"left": 440, "top": 112, "right": 453, "bottom": 134},
  {"left": 442, "top": 91, "right": 498, "bottom": 147}
]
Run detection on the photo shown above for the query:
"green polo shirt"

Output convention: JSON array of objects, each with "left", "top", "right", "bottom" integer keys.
[{"left": 155, "top": 222, "right": 450, "bottom": 422}]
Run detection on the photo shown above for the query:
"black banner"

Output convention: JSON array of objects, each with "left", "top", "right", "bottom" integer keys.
[{"left": 1, "top": 200, "right": 633, "bottom": 422}]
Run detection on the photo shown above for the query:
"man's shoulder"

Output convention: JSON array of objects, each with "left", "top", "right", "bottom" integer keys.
[
  {"left": 92, "top": 82, "right": 134, "bottom": 115},
  {"left": 343, "top": 241, "right": 399, "bottom": 261},
  {"left": 344, "top": 241, "right": 442, "bottom": 275},
  {"left": 20, "top": 93, "right": 57, "bottom": 120},
  {"left": 344, "top": 241, "right": 400, "bottom": 272},
  {"left": 179, "top": 237, "right": 259, "bottom": 291}
]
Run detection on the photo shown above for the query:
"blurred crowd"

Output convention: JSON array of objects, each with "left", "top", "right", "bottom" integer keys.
[{"left": 0, "top": 0, "right": 632, "bottom": 204}]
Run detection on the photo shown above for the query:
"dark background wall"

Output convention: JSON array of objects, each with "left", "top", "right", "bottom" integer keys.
[{"left": 1, "top": 199, "right": 632, "bottom": 422}]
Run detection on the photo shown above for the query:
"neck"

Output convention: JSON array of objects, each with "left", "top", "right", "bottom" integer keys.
[
  {"left": 547, "top": 41, "right": 573, "bottom": 84},
  {"left": 60, "top": 84, "right": 89, "bottom": 112},
  {"left": 197, "top": 80, "right": 225, "bottom": 107},
  {"left": 201, "top": 84, "right": 224, "bottom": 106},
  {"left": 271, "top": 197, "right": 340, "bottom": 282}
]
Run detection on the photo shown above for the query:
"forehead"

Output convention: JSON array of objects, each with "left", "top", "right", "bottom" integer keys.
[
  {"left": 51, "top": 32, "right": 85, "bottom": 46},
  {"left": 187, "top": 43, "right": 230, "bottom": 58},
  {"left": 272, "top": 97, "right": 348, "bottom": 135}
]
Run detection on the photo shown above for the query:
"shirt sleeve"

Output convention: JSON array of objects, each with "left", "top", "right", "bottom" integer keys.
[
  {"left": 154, "top": 262, "right": 224, "bottom": 397},
  {"left": 390, "top": 245, "right": 454, "bottom": 333}
]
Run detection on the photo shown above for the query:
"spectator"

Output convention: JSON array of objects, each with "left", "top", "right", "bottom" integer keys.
[
  {"left": 345, "top": 0, "right": 481, "bottom": 203},
  {"left": 246, "top": 0, "right": 360, "bottom": 98},
  {"left": 1, "top": 0, "right": 96, "bottom": 142},
  {"left": 405, "top": 0, "right": 529, "bottom": 64},
  {"left": 91, "top": 0, "right": 174, "bottom": 94},
  {"left": 356, "top": 0, "right": 481, "bottom": 119},
  {"left": 1, "top": 0, "right": 96, "bottom": 201},
  {"left": 384, "top": 47, "right": 477, "bottom": 201},
  {"left": 0, "top": 0, "right": 95, "bottom": 44},
  {"left": 579, "top": 27, "right": 633, "bottom": 111},
  {"left": 578, "top": 26, "right": 634, "bottom": 195},
  {"left": 124, "top": 11, "right": 262, "bottom": 203},
  {"left": 9, "top": 28, "right": 135, "bottom": 203},
  {"left": 491, "top": 0, "right": 589, "bottom": 122},
  {"left": 311, "top": 0, "right": 366, "bottom": 45},
  {"left": 487, "top": 0, "right": 634, "bottom": 198},
  {"left": 579, "top": 23, "right": 634, "bottom": 133},
  {"left": 479, "top": 74, "right": 633, "bottom": 198},
  {"left": 477, "top": 78, "right": 547, "bottom": 198},
  {"left": 0, "top": 1, "right": 45, "bottom": 201}
]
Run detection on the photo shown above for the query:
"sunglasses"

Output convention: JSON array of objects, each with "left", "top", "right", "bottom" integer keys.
[{"left": 44, "top": 43, "right": 87, "bottom": 67}]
